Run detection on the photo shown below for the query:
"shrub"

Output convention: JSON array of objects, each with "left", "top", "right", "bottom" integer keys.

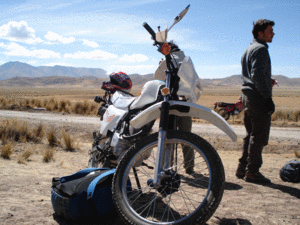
[
  {"left": 43, "top": 99, "right": 48, "bottom": 107},
  {"left": 46, "top": 99, "right": 59, "bottom": 111},
  {"left": 34, "top": 99, "right": 42, "bottom": 108},
  {"left": 58, "top": 100, "right": 71, "bottom": 112},
  {"left": 32, "top": 123, "right": 45, "bottom": 143},
  {"left": 47, "top": 127, "right": 60, "bottom": 147},
  {"left": 42, "top": 147, "right": 55, "bottom": 162},
  {"left": 0, "top": 97, "right": 8, "bottom": 107},
  {"left": 293, "top": 110, "right": 300, "bottom": 122},
  {"left": 1, "top": 142, "right": 14, "bottom": 159},
  {"left": 17, "top": 148, "right": 34, "bottom": 164},
  {"left": 293, "top": 149, "right": 300, "bottom": 158},
  {"left": 62, "top": 129, "right": 76, "bottom": 151},
  {"left": 271, "top": 109, "right": 300, "bottom": 122},
  {"left": 272, "top": 110, "right": 289, "bottom": 121}
]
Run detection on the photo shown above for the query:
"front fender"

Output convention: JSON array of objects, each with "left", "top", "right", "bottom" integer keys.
[{"left": 130, "top": 100, "right": 237, "bottom": 142}]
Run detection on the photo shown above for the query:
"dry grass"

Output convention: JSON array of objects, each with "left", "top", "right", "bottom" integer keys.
[
  {"left": 32, "top": 123, "right": 45, "bottom": 143},
  {"left": 1, "top": 141, "right": 14, "bottom": 159},
  {"left": 0, "top": 119, "right": 45, "bottom": 143},
  {"left": 17, "top": 147, "right": 34, "bottom": 164},
  {"left": 1, "top": 96, "right": 97, "bottom": 116},
  {"left": 0, "top": 119, "right": 29, "bottom": 142},
  {"left": 42, "top": 147, "right": 55, "bottom": 162},
  {"left": 293, "top": 149, "right": 300, "bottom": 158},
  {"left": 62, "top": 129, "right": 77, "bottom": 152},
  {"left": 47, "top": 127, "right": 60, "bottom": 147},
  {"left": 0, "top": 118, "right": 82, "bottom": 164},
  {"left": 72, "top": 100, "right": 97, "bottom": 115}
]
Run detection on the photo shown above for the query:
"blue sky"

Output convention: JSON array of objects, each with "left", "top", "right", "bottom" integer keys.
[{"left": 0, "top": 0, "right": 299, "bottom": 79}]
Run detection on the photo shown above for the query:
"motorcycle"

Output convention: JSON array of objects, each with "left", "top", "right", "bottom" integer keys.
[
  {"left": 89, "top": 5, "right": 237, "bottom": 225},
  {"left": 214, "top": 97, "right": 244, "bottom": 120}
]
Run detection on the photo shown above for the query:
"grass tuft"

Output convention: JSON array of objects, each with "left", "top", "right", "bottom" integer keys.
[
  {"left": 293, "top": 149, "right": 300, "bottom": 158},
  {"left": 1, "top": 142, "right": 14, "bottom": 159},
  {"left": 17, "top": 148, "right": 34, "bottom": 164},
  {"left": 32, "top": 123, "right": 45, "bottom": 143},
  {"left": 62, "top": 129, "right": 76, "bottom": 151},
  {"left": 42, "top": 147, "right": 55, "bottom": 162},
  {"left": 47, "top": 127, "right": 60, "bottom": 147}
]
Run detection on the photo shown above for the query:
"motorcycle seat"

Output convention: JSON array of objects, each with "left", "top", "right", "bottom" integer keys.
[
  {"left": 112, "top": 91, "right": 136, "bottom": 110},
  {"left": 216, "top": 102, "right": 235, "bottom": 107}
]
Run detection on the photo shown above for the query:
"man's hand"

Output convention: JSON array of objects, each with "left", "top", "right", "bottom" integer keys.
[
  {"left": 272, "top": 79, "right": 278, "bottom": 87},
  {"left": 266, "top": 98, "right": 275, "bottom": 115}
]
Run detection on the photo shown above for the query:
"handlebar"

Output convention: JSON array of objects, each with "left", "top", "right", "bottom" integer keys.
[
  {"left": 94, "top": 96, "right": 103, "bottom": 103},
  {"left": 142, "top": 22, "right": 156, "bottom": 40}
]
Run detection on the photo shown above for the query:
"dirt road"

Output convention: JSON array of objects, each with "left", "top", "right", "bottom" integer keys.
[{"left": 1, "top": 110, "right": 299, "bottom": 142}]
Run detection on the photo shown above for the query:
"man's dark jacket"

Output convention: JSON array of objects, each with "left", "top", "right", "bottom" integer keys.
[{"left": 241, "top": 38, "right": 272, "bottom": 99}]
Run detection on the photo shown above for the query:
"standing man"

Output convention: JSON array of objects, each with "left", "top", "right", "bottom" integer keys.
[
  {"left": 154, "top": 43, "right": 195, "bottom": 175},
  {"left": 236, "top": 19, "right": 275, "bottom": 184}
]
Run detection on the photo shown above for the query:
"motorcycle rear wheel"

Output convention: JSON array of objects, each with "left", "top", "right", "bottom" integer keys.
[
  {"left": 218, "top": 108, "right": 230, "bottom": 120},
  {"left": 88, "top": 136, "right": 114, "bottom": 168},
  {"left": 112, "top": 130, "right": 225, "bottom": 225}
]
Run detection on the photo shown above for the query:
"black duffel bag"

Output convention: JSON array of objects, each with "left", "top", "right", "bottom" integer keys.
[{"left": 51, "top": 168, "right": 116, "bottom": 220}]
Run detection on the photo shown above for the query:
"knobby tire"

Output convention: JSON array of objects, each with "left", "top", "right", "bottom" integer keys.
[{"left": 112, "top": 130, "right": 225, "bottom": 225}]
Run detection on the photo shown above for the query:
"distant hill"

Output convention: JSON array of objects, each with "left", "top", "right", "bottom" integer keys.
[
  {"left": 201, "top": 75, "right": 243, "bottom": 87},
  {"left": 1, "top": 74, "right": 299, "bottom": 89},
  {"left": 0, "top": 61, "right": 299, "bottom": 88},
  {"left": 0, "top": 61, "right": 107, "bottom": 80},
  {"left": 0, "top": 74, "right": 155, "bottom": 88},
  {"left": 200, "top": 75, "right": 300, "bottom": 87}
]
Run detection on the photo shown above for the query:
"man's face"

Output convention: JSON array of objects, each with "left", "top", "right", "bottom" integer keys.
[{"left": 259, "top": 25, "right": 275, "bottom": 43}]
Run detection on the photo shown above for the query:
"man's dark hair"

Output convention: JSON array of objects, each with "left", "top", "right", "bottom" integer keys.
[{"left": 252, "top": 19, "right": 275, "bottom": 39}]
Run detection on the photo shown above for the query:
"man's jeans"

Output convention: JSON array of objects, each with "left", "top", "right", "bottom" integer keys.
[{"left": 239, "top": 90, "right": 271, "bottom": 173}]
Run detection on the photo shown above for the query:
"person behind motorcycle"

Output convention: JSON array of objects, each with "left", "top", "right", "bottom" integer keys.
[
  {"left": 154, "top": 42, "right": 195, "bottom": 175},
  {"left": 236, "top": 19, "right": 275, "bottom": 184}
]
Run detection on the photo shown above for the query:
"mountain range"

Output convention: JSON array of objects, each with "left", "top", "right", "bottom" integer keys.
[
  {"left": 0, "top": 61, "right": 107, "bottom": 80},
  {"left": 0, "top": 61, "right": 299, "bottom": 88}
]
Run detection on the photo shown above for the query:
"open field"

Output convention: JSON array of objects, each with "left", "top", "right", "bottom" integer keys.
[
  {"left": 1, "top": 85, "right": 300, "bottom": 108},
  {"left": 201, "top": 86, "right": 300, "bottom": 110}
]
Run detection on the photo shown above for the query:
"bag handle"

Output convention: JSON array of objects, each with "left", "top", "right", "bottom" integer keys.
[
  {"left": 60, "top": 168, "right": 108, "bottom": 183},
  {"left": 86, "top": 169, "right": 116, "bottom": 214},
  {"left": 86, "top": 169, "right": 116, "bottom": 200}
]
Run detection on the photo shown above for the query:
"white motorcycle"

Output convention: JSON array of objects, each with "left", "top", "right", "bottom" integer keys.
[{"left": 89, "top": 5, "right": 237, "bottom": 225}]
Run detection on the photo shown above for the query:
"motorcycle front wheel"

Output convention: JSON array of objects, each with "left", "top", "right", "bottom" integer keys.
[
  {"left": 218, "top": 108, "right": 230, "bottom": 120},
  {"left": 112, "top": 130, "right": 225, "bottom": 225}
]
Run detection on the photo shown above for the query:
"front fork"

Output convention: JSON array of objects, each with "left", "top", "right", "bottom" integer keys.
[
  {"left": 153, "top": 101, "right": 169, "bottom": 185},
  {"left": 153, "top": 101, "right": 175, "bottom": 186},
  {"left": 153, "top": 57, "right": 176, "bottom": 186}
]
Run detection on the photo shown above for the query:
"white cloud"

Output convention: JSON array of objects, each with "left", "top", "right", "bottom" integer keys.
[
  {"left": 64, "top": 50, "right": 117, "bottom": 60},
  {"left": 82, "top": 39, "right": 99, "bottom": 48},
  {"left": 119, "top": 54, "right": 148, "bottom": 63},
  {"left": 106, "top": 64, "right": 157, "bottom": 75},
  {"left": 45, "top": 31, "right": 75, "bottom": 44},
  {"left": 0, "top": 21, "right": 42, "bottom": 44},
  {"left": 2, "top": 42, "right": 61, "bottom": 58}
]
